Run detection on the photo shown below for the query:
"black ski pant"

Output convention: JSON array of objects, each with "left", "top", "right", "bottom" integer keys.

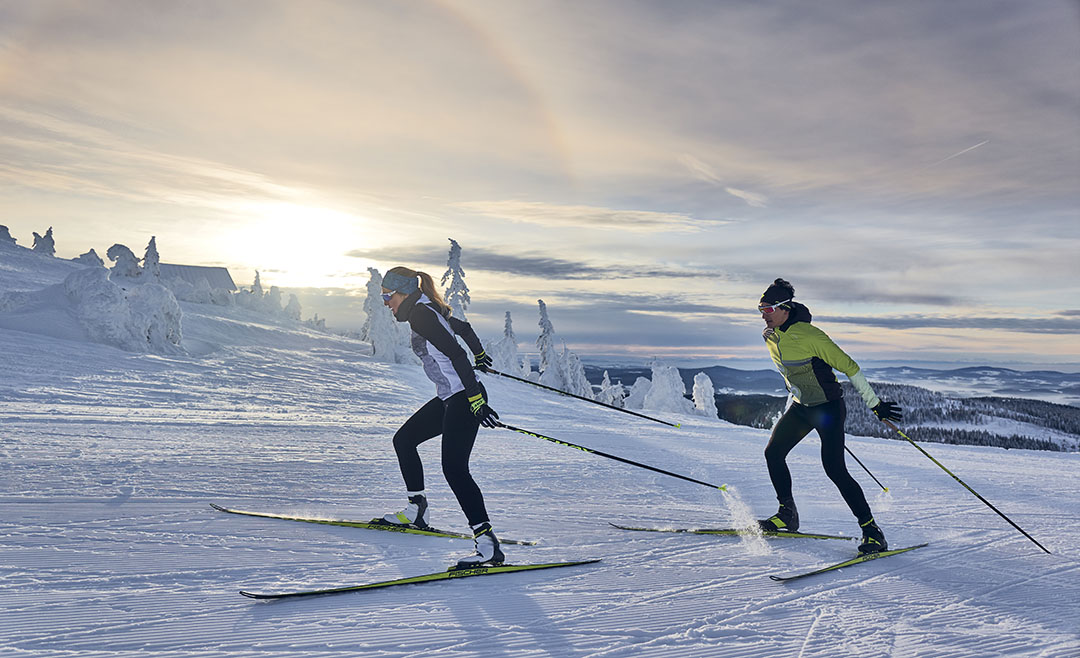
[
  {"left": 764, "top": 397, "right": 873, "bottom": 524},
  {"left": 392, "top": 390, "right": 490, "bottom": 526}
]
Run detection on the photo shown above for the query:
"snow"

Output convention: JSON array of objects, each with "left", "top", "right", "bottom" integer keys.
[{"left": 2, "top": 251, "right": 1079, "bottom": 657}]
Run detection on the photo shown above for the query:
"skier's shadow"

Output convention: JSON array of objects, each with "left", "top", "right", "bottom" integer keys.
[{"left": 440, "top": 582, "right": 583, "bottom": 657}]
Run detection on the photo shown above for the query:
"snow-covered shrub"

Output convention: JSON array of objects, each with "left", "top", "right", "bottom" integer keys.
[
  {"left": 73, "top": 249, "right": 105, "bottom": 267},
  {"left": 32, "top": 227, "right": 55, "bottom": 256},
  {"left": 596, "top": 371, "right": 626, "bottom": 408},
  {"left": 643, "top": 363, "right": 695, "bottom": 414},
  {"left": 106, "top": 244, "right": 141, "bottom": 280},
  {"left": 441, "top": 238, "right": 470, "bottom": 320},
  {"left": 210, "top": 286, "right": 234, "bottom": 306},
  {"left": 623, "top": 377, "right": 652, "bottom": 410},
  {"left": 693, "top": 372, "right": 719, "bottom": 418},
  {"left": 0, "top": 225, "right": 16, "bottom": 246},
  {"left": 63, "top": 267, "right": 182, "bottom": 353},
  {"left": 264, "top": 285, "right": 283, "bottom": 314}
]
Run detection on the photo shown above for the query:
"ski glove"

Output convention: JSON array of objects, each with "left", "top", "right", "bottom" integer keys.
[
  {"left": 872, "top": 400, "right": 902, "bottom": 423},
  {"left": 467, "top": 393, "right": 500, "bottom": 428},
  {"left": 762, "top": 327, "right": 776, "bottom": 341},
  {"left": 473, "top": 350, "right": 493, "bottom": 371}
]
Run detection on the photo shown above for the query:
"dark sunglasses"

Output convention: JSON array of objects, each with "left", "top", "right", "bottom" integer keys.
[{"left": 381, "top": 292, "right": 394, "bottom": 302}]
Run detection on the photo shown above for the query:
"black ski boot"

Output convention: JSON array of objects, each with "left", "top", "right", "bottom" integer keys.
[
  {"left": 380, "top": 493, "right": 430, "bottom": 529},
  {"left": 858, "top": 518, "right": 887, "bottom": 553},
  {"left": 758, "top": 500, "right": 799, "bottom": 533}
]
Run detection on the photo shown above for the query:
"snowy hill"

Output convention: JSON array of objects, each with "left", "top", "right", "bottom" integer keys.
[{"left": 2, "top": 249, "right": 1079, "bottom": 657}]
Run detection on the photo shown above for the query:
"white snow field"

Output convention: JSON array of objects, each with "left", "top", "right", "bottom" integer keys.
[{"left": 2, "top": 253, "right": 1079, "bottom": 657}]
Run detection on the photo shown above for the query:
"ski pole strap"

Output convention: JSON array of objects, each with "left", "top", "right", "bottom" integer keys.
[
  {"left": 883, "top": 420, "right": 1050, "bottom": 554},
  {"left": 496, "top": 421, "right": 726, "bottom": 492},
  {"left": 482, "top": 368, "right": 681, "bottom": 428}
]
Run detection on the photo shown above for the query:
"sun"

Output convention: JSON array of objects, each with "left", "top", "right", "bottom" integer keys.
[{"left": 223, "top": 201, "right": 371, "bottom": 289}]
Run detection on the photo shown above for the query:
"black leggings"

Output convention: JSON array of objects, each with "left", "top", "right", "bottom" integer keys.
[
  {"left": 392, "top": 391, "right": 489, "bottom": 526},
  {"left": 764, "top": 398, "right": 872, "bottom": 523}
]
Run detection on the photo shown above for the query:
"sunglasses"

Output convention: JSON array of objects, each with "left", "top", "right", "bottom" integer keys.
[
  {"left": 381, "top": 292, "right": 394, "bottom": 302},
  {"left": 758, "top": 299, "right": 791, "bottom": 314}
]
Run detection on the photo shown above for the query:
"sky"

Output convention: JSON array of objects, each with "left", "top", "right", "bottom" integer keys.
[{"left": 1, "top": 0, "right": 1078, "bottom": 370}]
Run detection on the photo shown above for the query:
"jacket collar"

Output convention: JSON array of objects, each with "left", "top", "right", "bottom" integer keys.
[
  {"left": 779, "top": 301, "right": 812, "bottom": 332},
  {"left": 393, "top": 290, "right": 425, "bottom": 322}
]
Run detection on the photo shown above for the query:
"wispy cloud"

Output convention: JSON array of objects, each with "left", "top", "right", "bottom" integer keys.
[
  {"left": 454, "top": 200, "right": 727, "bottom": 232},
  {"left": 347, "top": 246, "right": 722, "bottom": 280},
  {"left": 821, "top": 314, "right": 1080, "bottom": 334},
  {"left": 679, "top": 154, "right": 767, "bottom": 207}
]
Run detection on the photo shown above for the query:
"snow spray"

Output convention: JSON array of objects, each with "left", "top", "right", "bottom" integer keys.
[{"left": 720, "top": 486, "right": 771, "bottom": 556}]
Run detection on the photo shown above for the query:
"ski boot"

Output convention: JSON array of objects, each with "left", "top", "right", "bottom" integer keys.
[
  {"left": 858, "top": 517, "right": 888, "bottom": 554},
  {"left": 380, "top": 492, "right": 429, "bottom": 529},
  {"left": 758, "top": 500, "right": 799, "bottom": 533},
  {"left": 454, "top": 522, "right": 505, "bottom": 569}
]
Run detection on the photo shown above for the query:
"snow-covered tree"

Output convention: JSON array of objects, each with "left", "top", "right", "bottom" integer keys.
[
  {"left": 143, "top": 236, "right": 160, "bottom": 279},
  {"left": 536, "top": 299, "right": 568, "bottom": 390},
  {"left": 362, "top": 268, "right": 417, "bottom": 364},
  {"left": 441, "top": 238, "right": 470, "bottom": 320},
  {"left": 264, "top": 285, "right": 283, "bottom": 314},
  {"left": 252, "top": 271, "right": 264, "bottom": 297},
  {"left": 106, "top": 244, "right": 141, "bottom": 280},
  {"left": 73, "top": 249, "right": 105, "bottom": 267},
  {"left": 489, "top": 311, "right": 520, "bottom": 372},
  {"left": 284, "top": 294, "right": 302, "bottom": 320},
  {"left": 520, "top": 353, "right": 537, "bottom": 381},
  {"left": 0, "top": 225, "right": 15, "bottom": 246},
  {"left": 596, "top": 371, "right": 626, "bottom": 408},
  {"left": 623, "top": 377, "right": 652, "bottom": 410},
  {"left": 692, "top": 372, "right": 719, "bottom": 419},
  {"left": 32, "top": 227, "right": 55, "bottom": 256},
  {"left": 563, "top": 348, "right": 594, "bottom": 399},
  {"left": 643, "top": 363, "right": 695, "bottom": 414}
]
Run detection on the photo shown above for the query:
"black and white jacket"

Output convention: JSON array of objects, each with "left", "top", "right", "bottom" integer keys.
[{"left": 394, "top": 291, "right": 484, "bottom": 400}]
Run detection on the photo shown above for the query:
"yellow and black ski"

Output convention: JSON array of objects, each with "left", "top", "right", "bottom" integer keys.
[
  {"left": 240, "top": 559, "right": 600, "bottom": 599},
  {"left": 770, "top": 543, "right": 929, "bottom": 582},
  {"left": 610, "top": 522, "right": 853, "bottom": 541},
  {"left": 210, "top": 503, "right": 538, "bottom": 545}
]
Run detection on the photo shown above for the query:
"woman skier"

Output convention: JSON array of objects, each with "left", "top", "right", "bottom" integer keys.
[
  {"left": 757, "top": 278, "right": 902, "bottom": 553},
  {"left": 377, "top": 266, "right": 503, "bottom": 567}
]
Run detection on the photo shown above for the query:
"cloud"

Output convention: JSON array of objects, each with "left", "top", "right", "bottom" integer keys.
[
  {"left": 347, "top": 245, "right": 724, "bottom": 280},
  {"left": 679, "top": 155, "right": 767, "bottom": 207},
  {"left": 820, "top": 314, "right": 1080, "bottom": 334},
  {"left": 454, "top": 200, "right": 728, "bottom": 232}
]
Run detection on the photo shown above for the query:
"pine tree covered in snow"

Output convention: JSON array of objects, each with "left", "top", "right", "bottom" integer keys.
[
  {"left": 143, "top": 237, "right": 160, "bottom": 278},
  {"left": 32, "top": 227, "right": 56, "bottom": 256},
  {"left": 489, "top": 311, "right": 520, "bottom": 372},
  {"left": 692, "top": 372, "right": 719, "bottom": 418},
  {"left": 623, "top": 377, "right": 652, "bottom": 410},
  {"left": 284, "top": 294, "right": 302, "bottom": 320},
  {"left": 0, "top": 225, "right": 15, "bottom": 246},
  {"left": 536, "top": 299, "right": 568, "bottom": 390},
  {"left": 252, "top": 271, "right": 264, "bottom": 297},
  {"left": 563, "top": 348, "right": 594, "bottom": 399},
  {"left": 441, "top": 238, "right": 470, "bottom": 320}
]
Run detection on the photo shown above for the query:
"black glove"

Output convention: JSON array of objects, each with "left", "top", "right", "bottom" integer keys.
[
  {"left": 872, "top": 400, "right": 902, "bottom": 423},
  {"left": 473, "top": 350, "right": 493, "bottom": 371},
  {"left": 467, "top": 393, "right": 500, "bottom": 428}
]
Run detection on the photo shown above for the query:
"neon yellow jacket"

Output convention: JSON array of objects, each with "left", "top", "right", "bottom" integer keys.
[{"left": 764, "top": 303, "right": 881, "bottom": 409}]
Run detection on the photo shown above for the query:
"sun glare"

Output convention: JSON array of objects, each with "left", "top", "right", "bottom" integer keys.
[{"left": 223, "top": 201, "right": 371, "bottom": 289}]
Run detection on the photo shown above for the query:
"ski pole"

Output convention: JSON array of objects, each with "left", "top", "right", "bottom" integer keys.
[
  {"left": 882, "top": 419, "right": 1050, "bottom": 554},
  {"left": 844, "top": 446, "right": 889, "bottom": 492},
  {"left": 495, "top": 421, "right": 726, "bottom": 491},
  {"left": 482, "top": 368, "right": 681, "bottom": 428}
]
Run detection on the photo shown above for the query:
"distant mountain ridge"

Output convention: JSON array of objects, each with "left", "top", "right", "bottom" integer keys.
[{"left": 584, "top": 364, "right": 1080, "bottom": 452}]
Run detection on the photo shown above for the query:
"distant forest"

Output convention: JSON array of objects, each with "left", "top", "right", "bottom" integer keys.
[{"left": 711, "top": 382, "right": 1080, "bottom": 452}]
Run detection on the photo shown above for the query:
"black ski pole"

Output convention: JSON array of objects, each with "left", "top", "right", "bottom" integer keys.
[
  {"left": 844, "top": 446, "right": 888, "bottom": 492},
  {"left": 882, "top": 419, "right": 1050, "bottom": 554},
  {"left": 481, "top": 367, "right": 681, "bottom": 428},
  {"left": 496, "top": 421, "right": 727, "bottom": 492}
]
